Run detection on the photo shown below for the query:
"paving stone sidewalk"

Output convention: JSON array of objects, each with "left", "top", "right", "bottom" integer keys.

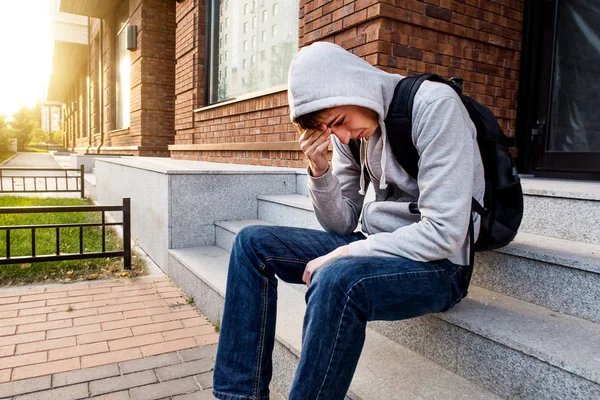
[{"left": 0, "top": 276, "right": 220, "bottom": 399}]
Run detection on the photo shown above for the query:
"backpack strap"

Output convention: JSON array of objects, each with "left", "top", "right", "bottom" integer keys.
[
  {"left": 384, "top": 74, "right": 450, "bottom": 180},
  {"left": 348, "top": 73, "right": 447, "bottom": 176}
]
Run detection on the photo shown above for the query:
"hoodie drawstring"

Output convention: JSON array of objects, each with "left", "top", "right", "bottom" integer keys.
[
  {"left": 379, "top": 122, "right": 388, "bottom": 190},
  {"left": 358, "top": 137, "right": 367, "bottom": 195}
]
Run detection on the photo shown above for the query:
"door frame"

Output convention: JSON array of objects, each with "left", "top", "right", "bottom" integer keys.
[{"left": 516, "top": 0, "right": 600, "bottom": 180}]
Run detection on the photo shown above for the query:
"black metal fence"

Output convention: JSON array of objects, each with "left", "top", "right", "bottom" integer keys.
[
  {"left": 0, "top": 198, "right": 131, "bottom": 269},
  {"left": 0, "top": 165, "right": 85, "bottom": 198}
]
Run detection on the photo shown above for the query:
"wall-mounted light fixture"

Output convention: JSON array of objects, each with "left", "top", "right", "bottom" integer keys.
[{"left": 126, "top": 25, "right": 137, "bottom": 50}]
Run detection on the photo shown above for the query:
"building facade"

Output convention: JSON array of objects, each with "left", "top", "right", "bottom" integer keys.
[
  {"left": 46, "top": 0, "right": 600, "bottom": 179},
  {"left": 47, "top": 0, "right": 177, "bottom": 157},
  {"left": 170, "top": 0, "right": 523, "bottom": 169},
  {"left": 171, "top": 0, "right": 600, "bottom": 180}
]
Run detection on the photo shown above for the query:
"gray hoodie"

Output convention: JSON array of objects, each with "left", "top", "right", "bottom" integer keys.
[{"left": 288, "top": 42, "right": 485, "bottom": 266}]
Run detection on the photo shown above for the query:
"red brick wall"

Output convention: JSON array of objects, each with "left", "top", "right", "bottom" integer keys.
[
  {"left": 299, "top": 0, "right": 523, "bottom": 136},
  {"left": 172, "top": 0, "right": 524, "bottom": 166},
  {"left": 173, "top": 0, "right": 205, "bottom": 142},
  {"left": 68, "top": 0, "right": 176, "bottom": 156}
]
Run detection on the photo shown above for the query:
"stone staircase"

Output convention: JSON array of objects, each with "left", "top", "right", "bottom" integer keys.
[{"left": 95, "top": 158, "right": 600, "bottom": 399}]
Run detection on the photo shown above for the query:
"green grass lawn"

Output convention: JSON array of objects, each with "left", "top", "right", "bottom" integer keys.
[
  {"left": 23, "top": 144, "right": 50, "bottom": 153},
  {"left": 0, "top": 196, "right": 146, "bottom": 286},
  {"left": 0, "top": 151, "right": 15, "bottom": 163}
]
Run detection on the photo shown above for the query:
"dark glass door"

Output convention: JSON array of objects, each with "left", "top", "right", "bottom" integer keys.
[{"left": 519, "top": 0, "right": 600, "bottom": 180}]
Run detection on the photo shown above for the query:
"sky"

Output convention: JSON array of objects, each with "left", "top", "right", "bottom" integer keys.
[{"left": 0, "top": 0, "right": 53, "bottom": 118}]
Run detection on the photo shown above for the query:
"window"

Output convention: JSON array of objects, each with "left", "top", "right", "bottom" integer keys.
[
  {"left": 209, "top": 0, "right": 298, "bottom": 103},
  {"left": 114, "top": 0, "right": 130, "bottom": 130}
]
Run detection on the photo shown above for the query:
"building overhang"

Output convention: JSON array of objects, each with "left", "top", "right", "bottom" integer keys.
[
  {"left": 59, "top": 0, "right": 121, "bottom": 18},
  {"left": 46, "top": 41, "right": 88, "bottom": 102}
]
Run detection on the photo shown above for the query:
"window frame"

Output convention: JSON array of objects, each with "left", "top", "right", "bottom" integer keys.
[{"left": 205, "top": 0, "right": 299, "bottom": 106}]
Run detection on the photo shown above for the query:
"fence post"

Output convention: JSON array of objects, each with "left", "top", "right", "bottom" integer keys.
[
  {"left": 80, "top": 164, "right": 85, "bottom": 198},
  {"left": 123, "top": 198, "right": 131, "bottom": 270}
]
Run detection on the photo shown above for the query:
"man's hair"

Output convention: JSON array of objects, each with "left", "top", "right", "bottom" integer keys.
[{"left": 294, "top": 109, "right": 330, "bottom": 131}]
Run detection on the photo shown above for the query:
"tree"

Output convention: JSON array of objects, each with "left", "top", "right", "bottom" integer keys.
[
  {"left": 10, "top": 103, "right": 42, "bottom": 151},
  {"left": 270, "top": 39, "right": 295, "bottom": 87},
  {"left": 0, "top": 115, "right": 11, "bottom": 152}
]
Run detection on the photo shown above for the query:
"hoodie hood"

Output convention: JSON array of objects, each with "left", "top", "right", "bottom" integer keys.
[{"left": 288, "top": 42, "right": 402, "bottom": 191}]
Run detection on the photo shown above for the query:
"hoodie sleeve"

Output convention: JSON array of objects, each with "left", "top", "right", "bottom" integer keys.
[
  {"left": 348, "top": 93, "right": 475, "bottom": 262},
  {"left": 307, "top": 138, "right": 369, "bottom": 235}
]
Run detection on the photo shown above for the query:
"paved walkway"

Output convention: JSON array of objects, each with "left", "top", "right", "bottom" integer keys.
[
  {"left": 0, "top": 276, "right": 219, "bottom": 399},
  {"left": 1, "top": 153, "right": 81, "bottom": 198}
]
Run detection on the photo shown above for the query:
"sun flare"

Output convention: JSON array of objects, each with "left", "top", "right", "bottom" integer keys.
[{"left": 0, "top": 0, "right": 53, "bottom": 117}]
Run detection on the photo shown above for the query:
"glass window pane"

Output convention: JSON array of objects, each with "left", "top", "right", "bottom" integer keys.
[
  {"left": 549, "top": 0, "right": 600, "bottom": 152},
  {"left": 210, "top": 0, "right": 298, "bottom": 102}
]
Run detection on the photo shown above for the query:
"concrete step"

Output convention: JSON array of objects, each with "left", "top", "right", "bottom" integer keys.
[
  {"left": 83, "top": 171, "right": 96, "bottom": 200},
  {"left": 295, "top": 172, "right": 308, "bottom": 196},
  {"left": 257, "top": 194, "right": 322, "bottom": 230},
  {"left": 473, "top": 232, "right": 600, "bottom": 323},
  {"left": 371, "top": 285, "right": 600, "bottom": 399},
  {"left": 167, "top": 246, "right": 500, "bottom": 400},
  {"left": 215, "top": 219, "right": 274, "bottom": 253},
  {"left": 209, "top": 219, "right": 600, "bottom": 399},
  {"left": 520, "top": 177, "right": 600, "bottom": 245},
  {"left": 216, "top": 214, "right": 600, "bottom": 324}
]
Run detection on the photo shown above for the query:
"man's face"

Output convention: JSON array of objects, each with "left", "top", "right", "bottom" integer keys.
[{"left": 321, "top": 105, "right": 379, "bottom": 145}]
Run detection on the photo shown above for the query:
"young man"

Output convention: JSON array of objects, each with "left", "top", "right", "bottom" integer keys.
[{"left": 213, "top": 42, "right": 484, "bottom": 400}]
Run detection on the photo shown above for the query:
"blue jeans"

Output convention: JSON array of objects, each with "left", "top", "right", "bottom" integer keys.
[{"left": 213, "top": 225, "right": 465, "bottom": 400}]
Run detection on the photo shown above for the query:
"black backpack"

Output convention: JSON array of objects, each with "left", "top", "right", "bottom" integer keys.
[{"left": 349, "top": 73, "right": 524, "bottom": 297}]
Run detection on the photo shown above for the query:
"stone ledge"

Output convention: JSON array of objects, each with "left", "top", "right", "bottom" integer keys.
[
  {"left": 257, "top": 194, "right": 314, "bottom": 211},
  {"left": 497, "top": 232, "right": 600, "bottom": 274},
  {"left": 439, "top": 286, "right": 600, "bottom": 385},
  {"left": 96, "top": 157, "right": 306, "bottom": 175},
  {"left": 521, "top": 176, "right": 600, "bottom": 201}
]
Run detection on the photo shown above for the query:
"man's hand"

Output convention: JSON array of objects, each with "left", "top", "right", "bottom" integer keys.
[
  {"left": 299, "top": 124, "right": 331, "bottom": 177},
  {"left": 303, "top": 245, "right": 350, "bottom": 287}
]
